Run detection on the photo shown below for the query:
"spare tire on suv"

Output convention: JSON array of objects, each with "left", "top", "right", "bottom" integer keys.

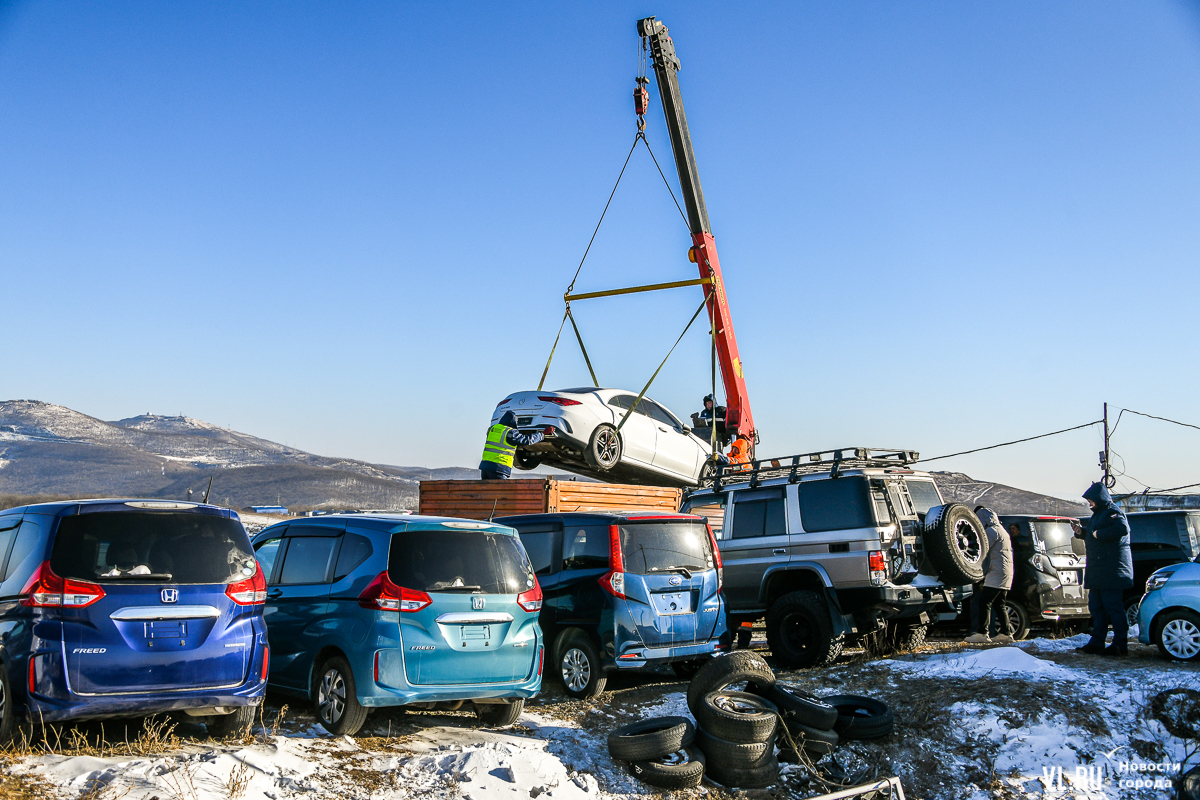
[{"left": 922, "top": 504, "right": 989, "bottom": 586}]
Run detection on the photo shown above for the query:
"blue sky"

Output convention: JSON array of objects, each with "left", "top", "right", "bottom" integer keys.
[{"left": 3, "top": 1, "right": 1199, "bottom": 500}]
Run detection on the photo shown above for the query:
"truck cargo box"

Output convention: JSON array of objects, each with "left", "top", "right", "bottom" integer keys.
[{"left": 419, "top": 479, "right": 680, "bottom": 520}]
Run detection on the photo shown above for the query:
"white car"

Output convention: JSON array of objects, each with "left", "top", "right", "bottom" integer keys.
[{"left": 490, "top": 388, "right": 715, "bottom": 486}]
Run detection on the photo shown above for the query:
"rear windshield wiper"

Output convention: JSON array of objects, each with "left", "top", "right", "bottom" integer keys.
[
  {"left": 97, "top": 573, "right": 174, "bottom": 581},
  {"left": 650, "top": 565, "right": 704, "bottom": 579},
  {"left": 429, "top": 584, "right": 483, "bottom": 592}
]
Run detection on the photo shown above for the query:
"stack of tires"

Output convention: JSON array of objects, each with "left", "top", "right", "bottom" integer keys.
[
  {"left": 686, "top": 652, "right": 781, "bottom": 788},
  {"left": 607, "top": 717, "right": 707, "bottom": 790}
]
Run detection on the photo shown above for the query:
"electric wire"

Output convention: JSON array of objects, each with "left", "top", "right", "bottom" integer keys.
[
  {"left": 1118, "top": 408, "right": 1200, "bottom": 434},
  {"left": 913, "top": 420, "right": 1103, "bottom": 464}
]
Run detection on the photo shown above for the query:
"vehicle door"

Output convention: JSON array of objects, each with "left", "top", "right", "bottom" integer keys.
[
  {"left": 606, "top": 395, "right": 658, "bottom": 466},
  {"left": 261, "top": 522, "right": 345, "bottom": 690},
  {"left": 718, "top": 488, "right": 789, "bottom": 609},
  {"left": 616, "top": 520, "right": 720, "bottom": 646},
  {"left": 513, "top": 522, "right": 563, "bottom": 641},
  {"left": 0, "top": 514, "right": 27, "bottom": 658},
  {"left": 55, "top": 509, "right": 258, "bottom": 695},
  {"left": 644, "top": 400, "right": 702, "bottom": 480},
  {"left": 793, "top": 477, "right": 878, "bottom": 587},
  {"left": 555, "top": 523, "right": 610, "bottom": 635}
]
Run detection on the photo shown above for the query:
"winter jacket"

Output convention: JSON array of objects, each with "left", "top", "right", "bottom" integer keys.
[
  {"left": 977, "top": 507, "right": 1014, "bottom": 590},
  {"left": 1081, "top": 482, "right": 1134, "bottom": 591},
  {"left": 477, "top": 411, "right": 544, "bottom": 478}
]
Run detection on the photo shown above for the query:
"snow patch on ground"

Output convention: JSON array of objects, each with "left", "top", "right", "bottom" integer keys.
[{"left": 889, "top": 645, "right": 1079, "bottom": 680}]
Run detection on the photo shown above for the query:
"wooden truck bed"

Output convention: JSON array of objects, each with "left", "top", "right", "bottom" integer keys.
[{"left": 418, "top": 479, "right": 681, "bottom": 520}]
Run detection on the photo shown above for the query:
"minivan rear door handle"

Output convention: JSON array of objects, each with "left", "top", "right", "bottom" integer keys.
[{"left": 267, "top": 589, "right": 283, "bottom": 599}]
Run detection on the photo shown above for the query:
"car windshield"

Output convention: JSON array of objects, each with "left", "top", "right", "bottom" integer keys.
[
  {"left": 1030, "top": 521, "right": 1079, "bottom": 555},
  {"left": 618, "top": 522, "right": 713, "bottom": 576},
  {"left": 905, "top": 480, "right": 942, "bottom": 516},
  {"left": 387, "top": 530, "right": 534, "bottom": 594},
  {"left": 50, "top": 511, "right": 256, "bottom": 584}
]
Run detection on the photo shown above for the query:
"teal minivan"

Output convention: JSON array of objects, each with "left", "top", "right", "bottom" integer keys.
[{"left": 251, "top": 514, "right": 543, "bottom": 735}]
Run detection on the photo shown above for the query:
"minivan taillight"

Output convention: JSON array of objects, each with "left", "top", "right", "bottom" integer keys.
[
  {"left": 358, "top": 571, "right": 432, "bottom": 613},
  {"left": 599, "top": 523, "right": 626, "bottom": 599},
  {"left": 705, "top": 521, "right": 723, "bottom": 591},
  {"left": 226, "top": 560, "right": 268, "bottom": 605},
  {"left": 20, "top": 562, "right": 105, "bottom": 608},
  {"left": 518, "top": 579, "right": 543, "bottom": 612}
]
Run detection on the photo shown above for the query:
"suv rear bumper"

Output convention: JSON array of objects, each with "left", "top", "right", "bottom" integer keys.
[
  {"left": 839, "top": 584, "right": 968, "bottom": 619},
  {"left": 605, "top": 638, "right": 724, "bottom": 671}
]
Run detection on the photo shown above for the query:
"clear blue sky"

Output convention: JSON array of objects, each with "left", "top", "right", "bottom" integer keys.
[{"left": 3, "top": 1, "right": 1199, "bottom": 500}]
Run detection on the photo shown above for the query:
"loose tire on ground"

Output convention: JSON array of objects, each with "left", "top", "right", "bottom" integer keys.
[
  {"left": 750, "top": 683, "right": 838, "bottom": 730},
  {"left": 628, "top": 746, "right": 706, "bottom": 790},
  {"left": 824, "top": 694, "right": 895, "bottom": 740},
  {"left": 765, "top": 590, "right": 843, "bottom": 669},
  {"left": 694, "top": 691, "right": 778, "bottom": 744},
  {"left": 702, "top": 745, "right": 779, "bottom": 789},
  {"left": 475, "top": 699, "right": 525, "bottom": 728},
  {"left": 313, "top": 655, "right": 368, "bottom": 736},
  {"left": 204, "top": 705, "right": 256, "bottom": 738},
  {"left": 1003, "top": 600, "right": 1031, "bottom": 641},
  {"left": 584, "top": 424, "right": 621, "bottom": 470},
  {"left": 780, "top": 718, "right": 839, "bottom": 757},
  {"left": 922, "top": 504, "right": 989, "bottom": 585},
  {"left": 607, "top": 716, "right": 696, "bottom": 762},
  {"left": 693, "top": 727, "right": 774, "bottom": 767},
  {"left": 557, "top": 630, "right": 607, "bottom": 698},
  {"left": 686, "top": 651, "right": 775, "bottom": 715}
]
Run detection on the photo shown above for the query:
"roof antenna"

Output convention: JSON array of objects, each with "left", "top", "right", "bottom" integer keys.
[
  {"left": 488, "top": 499, "right": 498, "bottom": 522},
  {"left": 202, "top": 475, "right": 214, "bottom": 505}
]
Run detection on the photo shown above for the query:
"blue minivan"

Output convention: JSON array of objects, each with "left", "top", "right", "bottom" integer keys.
[
  {"left": 0, "top": 500, "right": 268, "bottom": 739},
  {"left": 250, "top": 514, "right": 543, "bottom": 735},
  {"left": 499, "top": 511, "right": 727, "bottom": 698}
]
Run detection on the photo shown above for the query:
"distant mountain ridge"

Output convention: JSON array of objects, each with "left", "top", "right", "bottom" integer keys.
[{"left": 0, "top": 400, "right": 475, "bottom": 510}]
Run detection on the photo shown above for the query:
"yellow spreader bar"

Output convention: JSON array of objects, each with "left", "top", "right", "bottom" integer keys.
[{"left": 565, "top": 277, "right": 711, "bottom": 303}]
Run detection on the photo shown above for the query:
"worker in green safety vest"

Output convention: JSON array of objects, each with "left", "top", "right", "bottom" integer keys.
[{"left": 479, "top": 410, "right": 544, "bottom": 480}]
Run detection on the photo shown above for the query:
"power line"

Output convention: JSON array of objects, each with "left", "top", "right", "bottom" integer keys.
[
  {"left": 1119, "top": 408, "right": 1200, "bottom": 434},
  {"left": 913, "top": 420, "right": 1102, "bottom": 464}
]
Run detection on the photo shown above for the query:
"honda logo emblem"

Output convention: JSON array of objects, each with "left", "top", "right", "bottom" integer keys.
[
  {"left": 161, "top": 589, "right": 178, "bottom": 604},
  {"left": 472, "top": 596, "right": 485, "bottom": 610}
]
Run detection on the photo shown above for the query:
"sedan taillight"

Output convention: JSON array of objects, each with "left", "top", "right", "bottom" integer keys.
[{"left": 538, "top": 396, "right": 582, "bottom": 406}]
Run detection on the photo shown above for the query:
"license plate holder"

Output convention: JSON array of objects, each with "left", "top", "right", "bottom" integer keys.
[
  {"left": 653, "top": 592, "right": 692, "bottom": 616},
  {"left": 458, "top": 625, "right": 492, "bottom": 649}
]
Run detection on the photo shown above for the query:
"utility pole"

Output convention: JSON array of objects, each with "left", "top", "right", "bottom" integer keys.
[{"left": 1100, "top": 402, "right": 1114, "bottom": 488}]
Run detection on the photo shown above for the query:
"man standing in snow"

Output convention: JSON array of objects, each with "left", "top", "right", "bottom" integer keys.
[
  {"left": 479, "top": 410, "right": 544, "bottom": 480},
  {"left": 965, "top": 506, "right": 1015, "bottom": 644},
  {"left": 1076, "top": 481, "right": 1134, "bottom": 655}
]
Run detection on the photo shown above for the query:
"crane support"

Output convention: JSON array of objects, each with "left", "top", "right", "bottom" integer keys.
[{"left": 637, "top": 16, "right": 757, "bottom": 443}]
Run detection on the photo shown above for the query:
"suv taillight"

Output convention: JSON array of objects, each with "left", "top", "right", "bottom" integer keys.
[
  {"left": 599, "top": 524, "right": 626, "bottom": 599},
  {"left": 704, "top": 521, "right": 723, "bottom": 591},
  {"left": 538, "top": 396, "right": 582, "bottom": 406},
  {"left": 358, "top": 571, "right": 432, "bottom": 613},
  {"left": 226, "top": 560, "right": 268, "bottom": 605},
  {"left": 868, "top": 551, "right": 887, "bottom": 586},
  {"left": 20, "top": 562, "right": 105, "bottom": 608},
  {"left": 518, "top": 578, "right": 543, "bottom": 612}
]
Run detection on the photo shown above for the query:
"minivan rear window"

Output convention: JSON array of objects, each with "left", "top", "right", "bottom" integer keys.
[
  {"left": 50, "top": 512, "right": 255, "bottom": 584},
  {"left": 618, "top": 522, "right": 713, "bottom": 576},
  {"left": 388, "top": 530, "right": 534, "bottom": 594},
  {"left": 1030, "top": 521, "right": 1081, "bottom": 556}
]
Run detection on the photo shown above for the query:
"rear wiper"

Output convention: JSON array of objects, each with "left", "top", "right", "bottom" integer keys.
[
  {"left": 650, "top": 565, "right": 704, "bottom": 579},
  {"left": 99, "top": 573, "right": 173, "bottom": 581},
  {"left": 431, "top": 584, "right": 483, "bottom": 592}
]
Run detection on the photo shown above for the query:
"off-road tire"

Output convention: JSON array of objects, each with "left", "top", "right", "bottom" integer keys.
[
  {"left": 608, "top": 716, "right": 696, "bottom": 762},
  {"left": 752, "top": 683, "right": 838, "bottom": 730},
  {"left": 313, "top": 655, "right": 368, "bottom": 736},
  {"left": 694, "top": 727, "right": 774, "bottom": 767},
  {"left": 628, "top": 746, "right": 706, "bottom": 790},
  {"left": 921, "top": 504, "right": 988, "bottom": 585},
  {"left": 686, "top": 651, "right": 775, "bottom": 715},
  {"left": 1155, "top": 609, "right": 1200, "bottom": 662},
  {"left": 780, "top": 718, "right": 839, "bottom": 756},
  {"left": 1003, "top": 600, "right": 1031, "bottom": 641},
  {"left": 514, "top": 451, "right": 543, "bottom": 471},
  {"left": 204, "top": 705, "right": 256, "bottom": 738},
  {"left": 475, "top": 698, "right": 525, "bottom": 728},
  {"left": 824, "top": 694, "right": 894, "bottom": 740},
  {"left": 584, "top": 424, "right": 621, "bottom": 471},
  {"left": 862, "top": 620, "right": 929, "bottom": 656},
  {"left": 694, "top": 691, "right": 778, "bottom": 744},
  {"left": 703, "top": 749, "right": 779, "bottom": 789},
  {"left": 557, "top": 630, "right": 607, "bottom": 699},
  {"left": 765, "top": 590, "right": 843, "bottom": 669},
  {"left": 0, "top": 665, "right": 14, "bottom": 744}
]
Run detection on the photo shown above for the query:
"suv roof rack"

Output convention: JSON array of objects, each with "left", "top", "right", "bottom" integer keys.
[{"left": 699, "top": 447, "right": 920, "bottom": 492}]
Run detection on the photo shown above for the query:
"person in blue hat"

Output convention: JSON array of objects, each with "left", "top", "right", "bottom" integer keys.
[{"left": 1076, "top": 481, "right": 1134, "bottom": 655}]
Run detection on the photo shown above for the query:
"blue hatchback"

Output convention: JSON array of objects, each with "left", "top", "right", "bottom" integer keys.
[
  {"left": 0, "top": 500, "right": 268, "bottom": 739},
  {"left": 250, "top": 514, "right": 543, "bottom": 735}
]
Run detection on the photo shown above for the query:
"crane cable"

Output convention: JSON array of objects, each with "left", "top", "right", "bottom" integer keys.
[{"left": 615, "top": 295, "right": 710, "bottom": 434}]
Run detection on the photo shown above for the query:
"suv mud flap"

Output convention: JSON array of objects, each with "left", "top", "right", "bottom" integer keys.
[{"left": 826, "top": 590, "right": 856, "bottom": 640}]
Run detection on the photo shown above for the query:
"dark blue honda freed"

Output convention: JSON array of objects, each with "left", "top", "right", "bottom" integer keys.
[{"left": 0, "top": 500, "right": 268, "bottom": 739}]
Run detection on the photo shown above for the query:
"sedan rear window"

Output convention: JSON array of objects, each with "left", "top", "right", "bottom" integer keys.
[
  {"left": 388, "top": 531, "right": 534, "bottom": 594},
  {"left": 51, "top": 512, "right": 255, "bottom": 584},
  {"left": 618, "top": 522, "right": 713, "bottom": 576}
]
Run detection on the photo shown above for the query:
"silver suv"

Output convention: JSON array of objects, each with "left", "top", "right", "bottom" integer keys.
[{"left": 682, "top": 447, "right": 986, "bottom": 668}]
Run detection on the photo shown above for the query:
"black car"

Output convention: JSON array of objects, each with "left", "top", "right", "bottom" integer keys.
[
  {"left": 998, "top": 515, "right": 1090, "bottom": 639},
  {"left": 1125, "top": 510, "right": 1200, "bottom": 626}
]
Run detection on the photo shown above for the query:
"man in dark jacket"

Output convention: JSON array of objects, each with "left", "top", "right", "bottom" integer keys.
[
  {"left": 1077, "top": 481, "right": 1134, "bottom": 655},
  {"left": 479, "top": 410, "right": 544, "bottom": 480}
]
